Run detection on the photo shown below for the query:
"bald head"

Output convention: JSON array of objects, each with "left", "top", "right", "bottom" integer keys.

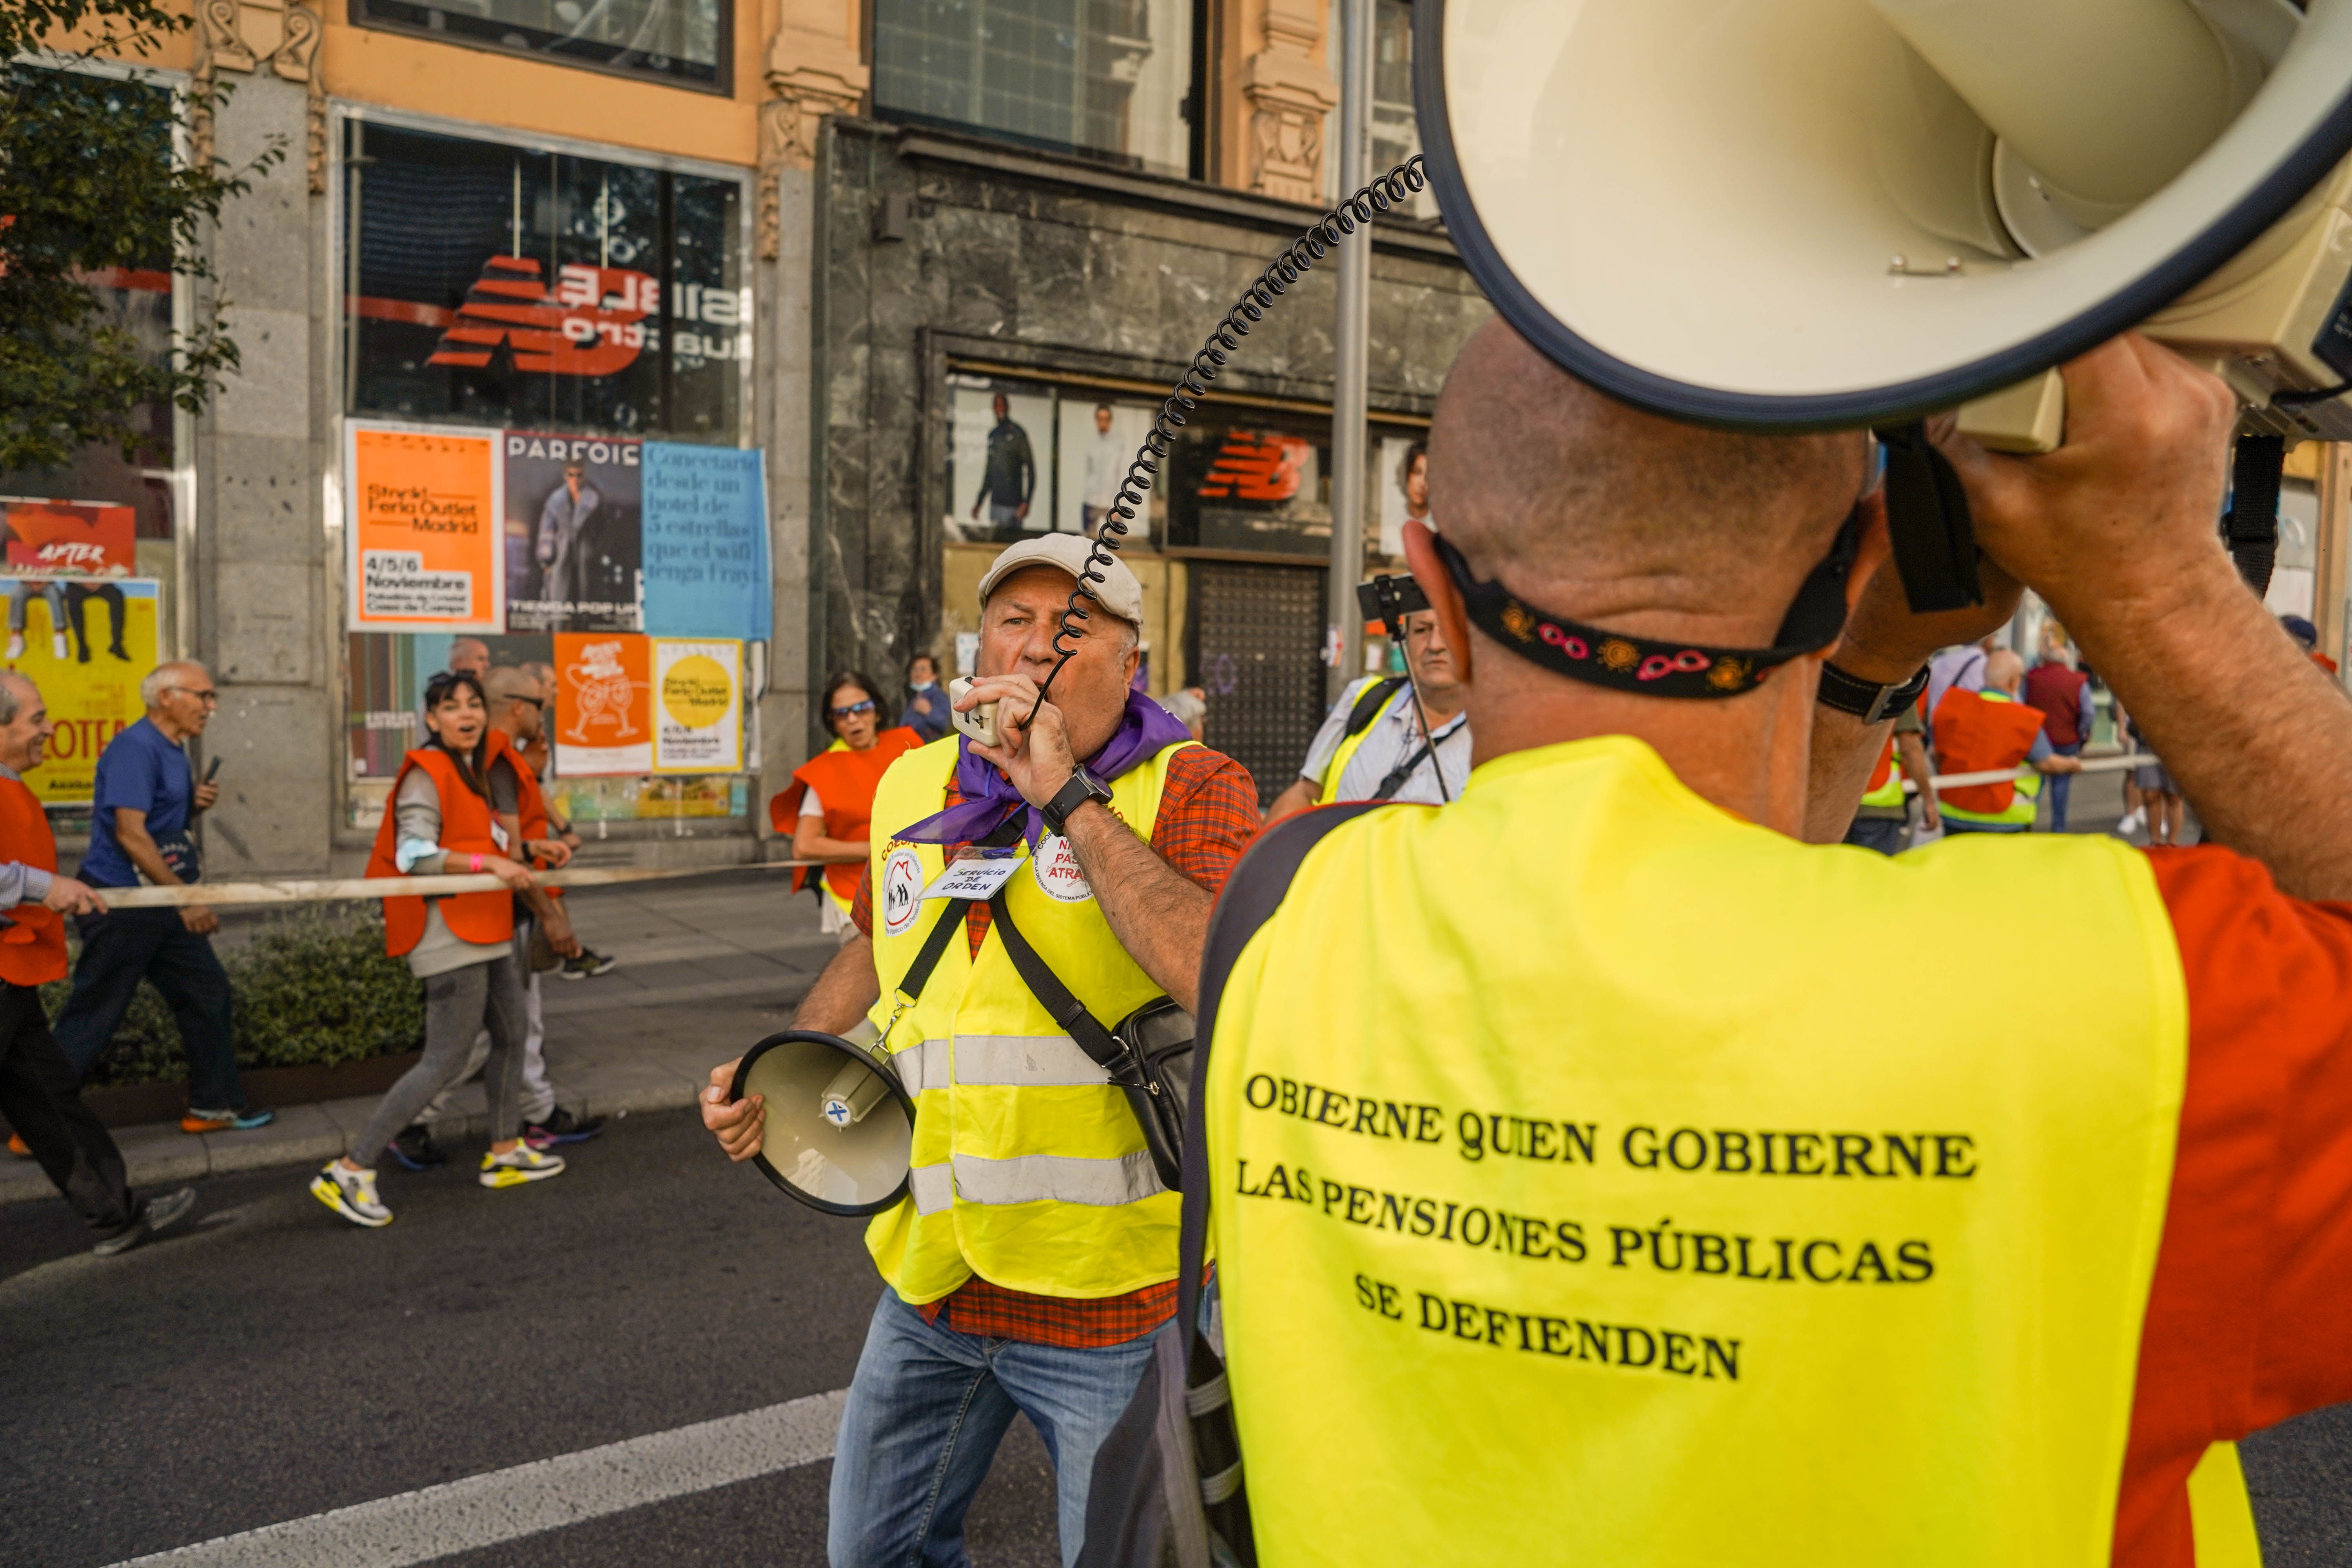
[
  {"left": 1985, "top": 649, "right": 2025, "bottom": 695},
  {"left": 1428, "top": 321, "right": 1868, "bottom": 628}
]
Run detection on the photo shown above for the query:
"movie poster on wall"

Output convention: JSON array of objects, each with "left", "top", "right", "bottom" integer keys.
[
  {"left": 1, "top": 498, "right": 137, "bottom": 577},
  {"left": 652, "top": 638, "right": 741, "bottom": 773},
  {"left": 503, "top": 433, "right": 642, "bottom": 633},
  {"left": 0, "top": 579, "right": 161, "bottom": 803},
  {"left": 551, "top": 632, "right": 651, "bottom": 775},
  {"left": 346, "top": 424, "right": 505, "bottom": 632}
]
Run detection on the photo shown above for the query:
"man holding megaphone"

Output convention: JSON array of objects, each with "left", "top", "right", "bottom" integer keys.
[
  {"left": 703, "top": 534, "right": 1258, "bottom": 1568},
  {"left": 1162, "top": 321, "right": 2352, "bottom": 1568}
]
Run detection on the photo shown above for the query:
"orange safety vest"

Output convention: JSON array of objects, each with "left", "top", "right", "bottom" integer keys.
[
  {"left": 366, "top": 745, "right": 517, "bottom": 956},
  {"left": 771, "top": 727, "right": 924, "bottom": 906},
  {"left": 0, "top": 776, "right": 67, "bottom": 986},
  {"left": 1933, "top": 687, "right": 2048, "bottom": 815}
]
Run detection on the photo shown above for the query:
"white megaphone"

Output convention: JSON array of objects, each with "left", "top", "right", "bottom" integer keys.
[
  {"left": 1415, "top": 0, "right": 2352, "bottom": 602},
  {"left": 730, "top": 1024, "right": 916, "bottom": 1215}
]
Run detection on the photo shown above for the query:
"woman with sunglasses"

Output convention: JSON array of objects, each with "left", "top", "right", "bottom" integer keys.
[
  {"left": 312, "top": 671, "right": 567, "bottom": 1226},
  {"left": 771, "top": 671, "right": 925, "bottom": 941}
]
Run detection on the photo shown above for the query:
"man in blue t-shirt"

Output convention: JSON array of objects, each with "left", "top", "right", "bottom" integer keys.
[{"left": 51, "top": 661, "right": 271, "bottom": 1134}]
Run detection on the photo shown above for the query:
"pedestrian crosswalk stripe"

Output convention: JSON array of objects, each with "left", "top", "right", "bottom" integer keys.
[{"left": 103, "top": 1387, "right": 849, "bottom": 1567}]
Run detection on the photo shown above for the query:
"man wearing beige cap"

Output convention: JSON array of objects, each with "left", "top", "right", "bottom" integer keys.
[{"left": 703, "top": 534, "right": 1256, "bottom": 1566}]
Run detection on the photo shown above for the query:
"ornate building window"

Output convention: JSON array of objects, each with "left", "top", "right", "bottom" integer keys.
[
  {"left": 872, "top": 0, "right": 1196, "bottom": 177},
  {"left": 350, "top": 0, "right": 730, "bottom": 90}
]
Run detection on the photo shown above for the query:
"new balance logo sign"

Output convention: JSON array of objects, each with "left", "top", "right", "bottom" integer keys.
[{"left": 428, "top": 257, "right": 658, "bottom": 377}]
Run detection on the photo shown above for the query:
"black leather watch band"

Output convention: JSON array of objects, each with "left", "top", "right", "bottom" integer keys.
[
  {"left": 1817, "top": 660, "right": 1932, "bottom": 723},
  {"left": 1041, "top": 766, "right": 1113, "bottom": 837}
]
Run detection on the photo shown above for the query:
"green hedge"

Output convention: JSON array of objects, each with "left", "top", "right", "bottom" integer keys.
[{"left": 43, "top": 908, "right": 425, "bottom": 1087}]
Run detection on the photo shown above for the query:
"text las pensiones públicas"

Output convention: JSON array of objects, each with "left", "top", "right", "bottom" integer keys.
[{"left": 1233, "top": 1073, "right": 1980, "bottom": 1385}]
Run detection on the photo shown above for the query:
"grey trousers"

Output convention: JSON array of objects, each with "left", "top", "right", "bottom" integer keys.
[
  {"left": 352, "top": 954, "right": 529, "bottom": 1167},
  {"left": 421, "top": 961, "right": 554, "bottom": 1127}
]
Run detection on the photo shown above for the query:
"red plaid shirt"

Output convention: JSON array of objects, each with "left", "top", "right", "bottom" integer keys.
[{"left": 850, "top": 742, "right": 1258, "bottom": 1346}]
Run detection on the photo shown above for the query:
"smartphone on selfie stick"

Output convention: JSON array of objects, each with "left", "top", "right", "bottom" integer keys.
[{"left": 1356, "top": 574, "right": 1451, "bottom": 804}]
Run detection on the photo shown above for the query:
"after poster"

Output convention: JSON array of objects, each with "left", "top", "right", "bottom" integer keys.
[{"left": 503, "top": 433, "right": 642, "bottom": 633}]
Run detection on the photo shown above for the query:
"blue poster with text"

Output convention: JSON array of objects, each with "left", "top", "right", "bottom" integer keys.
[{"left": 642, "top": 444, "right": 771, "bottom": 640}]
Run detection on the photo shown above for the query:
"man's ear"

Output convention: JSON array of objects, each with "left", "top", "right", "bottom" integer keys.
[{"left": 1401, "top": 520, "right": 1472, "bottom": 686}]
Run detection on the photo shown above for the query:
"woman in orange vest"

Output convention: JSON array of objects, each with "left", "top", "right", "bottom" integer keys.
[
  {"left": 771, "top": 671, "right": 923, "bottom": 941},
  {"left": 310, "top": 671, "right": 568, "bottom": 1228}
]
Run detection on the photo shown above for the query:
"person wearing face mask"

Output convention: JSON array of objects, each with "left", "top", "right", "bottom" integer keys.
[
  {"left": 775, "top": 673, "right": 924, "bottom": 942},
  {"left": 311, "top": 671, "right": 568, "bottom": 1228},
  {"left": 704, "top": 534, "right": 1258, "bottom": 1568},
  {"left": 901, "top": 652, "right": 951, "bottom": 744}
]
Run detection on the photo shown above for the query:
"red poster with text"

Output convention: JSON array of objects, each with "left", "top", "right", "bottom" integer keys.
[{"left": 2, "top": 499, "right": 136, "bottom": 577}]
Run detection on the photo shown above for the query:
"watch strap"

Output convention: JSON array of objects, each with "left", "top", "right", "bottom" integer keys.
[
  {"left": 1042, "top": 766, "right": 1112, "bottom": 837},
  {"left": 1817, "top": 661, "right": 1931, "bottom": 723}
]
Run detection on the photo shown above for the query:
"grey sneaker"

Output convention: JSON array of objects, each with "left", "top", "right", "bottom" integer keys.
[{"left": 93, "top": 1187, "right": 197, "bottom": 1256}]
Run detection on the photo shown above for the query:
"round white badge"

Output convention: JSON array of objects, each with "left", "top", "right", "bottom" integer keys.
[
  {"left": 881, "top": 848, "right": 925, "bottom": 937},
  {"left": 1032, "top": 833, "right": 1094, "bottom": 903}
]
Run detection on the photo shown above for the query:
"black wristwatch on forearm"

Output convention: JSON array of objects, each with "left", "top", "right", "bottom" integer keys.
[
  {"left": 1816, "top": 661, "right": 1932, "bottom": 723},
  {"left": 1040, "top": 765, "right": 1114, "bottom": 837}
]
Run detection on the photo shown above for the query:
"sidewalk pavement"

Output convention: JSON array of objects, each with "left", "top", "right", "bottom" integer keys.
[{"left": 0, "top": 869, "right": 838, "bottom": 1208}]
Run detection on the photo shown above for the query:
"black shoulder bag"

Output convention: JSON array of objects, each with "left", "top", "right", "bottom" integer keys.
[{"left": 1075, "top": 803, "right": 1382, "bottom": 1568}]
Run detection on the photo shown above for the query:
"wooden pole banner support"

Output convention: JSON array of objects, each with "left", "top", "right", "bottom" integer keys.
[{"left": 96, "top": 860, "right": 829, "bottom": 910}]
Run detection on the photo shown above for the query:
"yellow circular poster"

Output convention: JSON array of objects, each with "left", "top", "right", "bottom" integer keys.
[{"left": 661, "top": 654, "right": 734, "bottom": 728}]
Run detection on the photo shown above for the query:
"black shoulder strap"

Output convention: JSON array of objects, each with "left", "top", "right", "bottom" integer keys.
[
  {"left": 1344, "top": 676, "right": 1407, "bottom": 739},
  {"left": 894, "top": 897, "right": 972, "bottom": 1004},
  {"left": 988, "top": 889, "right": 1131, "bottom": 1077},
  {"left": 2225, "top": 433, "right": 2285, "bottom": 597}
]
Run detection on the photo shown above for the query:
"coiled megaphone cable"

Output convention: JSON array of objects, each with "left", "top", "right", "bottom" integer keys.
[{"left": 1021, "top": 154, "right": 1432, "bottom": 725}]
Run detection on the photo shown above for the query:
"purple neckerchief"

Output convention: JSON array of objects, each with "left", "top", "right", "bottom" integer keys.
[{"left": 896, "top": 690, "right": 1195, "bottom": 848}]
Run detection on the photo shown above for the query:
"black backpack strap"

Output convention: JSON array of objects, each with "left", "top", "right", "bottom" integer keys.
[
  {"left": 987, "top": 889, "right": 1134, "bottom": 1080},
  {"left": 1344, "top": 675, "right": 1407, "bottom": 739},
  {"left": 2224, "top": 433, "right": 2285, "bottom": 597},
  {"left": 1177, "top": 802, "right": 1385, "bottom": 1559}
]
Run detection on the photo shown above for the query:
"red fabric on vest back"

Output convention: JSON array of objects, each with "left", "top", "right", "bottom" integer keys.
[
  {"left": 1933, "top": 689, "right": 2048, "bottom": 814},
  {"left": 0, "top": 777, "right": 66, "bottom": 985}
]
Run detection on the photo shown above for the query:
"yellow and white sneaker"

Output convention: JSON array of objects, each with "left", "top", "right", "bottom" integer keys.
[
  {"left": 479, "top": 1143, "right": 566, "bottom": 1189},
  {"left": 310, "top": 1160, "right": 392, "bottom": 1227}
]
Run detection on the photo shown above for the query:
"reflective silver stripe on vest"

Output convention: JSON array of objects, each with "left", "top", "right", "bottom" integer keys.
[
  {"left": 949, "top": 1149, "right": 1166, "bottom": 1207},
  {"left": 950, "top": 1033, "right": 1113, "bottom": 1088},
  {"left": 908, "top": 1162, "right": 955, "bottom": 1215},
  {"left": 893, "top": 1038, "right": 953, "bottom": 1096}
]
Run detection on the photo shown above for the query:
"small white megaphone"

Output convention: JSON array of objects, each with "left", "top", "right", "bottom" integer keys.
[
  {"left": 730, "top": 1022, "right": 915, "bottom": 1215},
  {"left": 1415, "top": 0, "right": 2352, "bottom": 452},
  {"left": 947, "top": 677, "right": 999, "bottom": 748}
]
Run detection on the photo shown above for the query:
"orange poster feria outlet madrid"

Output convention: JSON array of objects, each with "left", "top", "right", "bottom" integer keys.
[{"left": 347, "top": 425, "right": 503, "bottom": 632}]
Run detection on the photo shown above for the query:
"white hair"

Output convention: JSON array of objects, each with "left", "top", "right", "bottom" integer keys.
[
  {"left": 141, "top": 660, "right": 210, "bottom": 709},
  {"left": 0, "top": 670, "right": 33, "bottom": 726}
]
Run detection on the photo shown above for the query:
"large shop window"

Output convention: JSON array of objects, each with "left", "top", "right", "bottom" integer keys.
[
  {"left": 874, "top": 0, "right": 1195, "bottom": 176},
  {"left": 350, "top": 0, "right": 727, "bottom": 89},
  {"left": 343, "top": 122, "right": 746, "bottom": 441},
  {"left": 945, "top": 374, "right": 1165, "bottom": 542}
]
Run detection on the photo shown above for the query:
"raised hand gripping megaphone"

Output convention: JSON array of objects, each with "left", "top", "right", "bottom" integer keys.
[{"left": 1415, "top": 0, "right": 2352, "bottom": 601}]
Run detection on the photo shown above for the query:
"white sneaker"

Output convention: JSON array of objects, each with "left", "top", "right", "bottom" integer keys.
[
  {"left": 50, "top": 632, "right": 67, "bottom": 661},
  {"left": 480, "top": 1143, "right": 566, "bottom": 1188},
  {"left": 2116, "top": 810, "right": 2143, "bottom": 836},
  {"left": 310, "top": 1160, "right": 392, "bottom": 1227},
  {"left": 4, "top": 634, "right": 20, "bottom": 661}
]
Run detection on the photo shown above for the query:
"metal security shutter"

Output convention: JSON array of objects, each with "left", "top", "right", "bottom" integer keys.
[{"left": 1191, "top": 562, "right": 1326, "bottom": 809}]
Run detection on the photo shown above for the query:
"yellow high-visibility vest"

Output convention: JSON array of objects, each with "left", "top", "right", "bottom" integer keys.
[
  {"left": 1317, "top": 676, "right": 1406, "bottom": 806},
  {"left": 1207, "top": 735, "right": 2196, "bottom": 1565},
  {"left": 861, "top": 734, "right": 1190, "bottom": 1302},
  {"left": 1858, "top": 735, "right": 1908, "bottom": 811}
]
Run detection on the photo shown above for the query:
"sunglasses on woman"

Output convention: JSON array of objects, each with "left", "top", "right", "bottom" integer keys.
[{"left": 829, "top": 699, "right": 877, "bottom": 720}]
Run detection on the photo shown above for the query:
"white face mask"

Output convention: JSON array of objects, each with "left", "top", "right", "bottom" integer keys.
[{"left": 911, "top": 678, "right": 937, "bottom": 691}]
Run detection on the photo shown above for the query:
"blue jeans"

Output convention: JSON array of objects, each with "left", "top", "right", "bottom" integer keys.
[
  {"left": 2045, "top": 741, "right": 2082, "bottom": 831},
  {"left": 828, "top": 1286, "right": 1158, "bottom": 1568},
  {"left": 51, "top": 908, "right": 243, "bottom": 1110}
]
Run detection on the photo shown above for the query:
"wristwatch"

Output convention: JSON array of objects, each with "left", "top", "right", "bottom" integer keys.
[
  {"left": 1040, "top": 765, "right": 1114, "bottom": 837},
  {"left": 1816, "top": 660, "right": 1932, "bottom": 723}
]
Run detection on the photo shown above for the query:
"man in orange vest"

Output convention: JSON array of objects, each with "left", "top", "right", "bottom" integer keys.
[
  {"left": 0, "top": 671, "right": 196, "bottom": 1254},
  {"left": 1932, "top": 649, "right": 2083, "bottom": 834}
]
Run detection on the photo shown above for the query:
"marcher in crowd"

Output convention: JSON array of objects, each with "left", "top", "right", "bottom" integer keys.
[
  {"left": 1156, "top": 687, "right": 1206, "bottom": 741},
  {"left": 312, "top": 671, "right": 567, "bottom": 1227},
  {"left": 902, "top": 653, "right": 951, "bottom": 744},
  {"left": 51, "top": 661, "right": 271, "bottom": 1134},
  {"left": 1266, "top": 603, "right": 1470, "bottom": 823},
  {"left": 1924, "top": 632, "right": 1993, "bottom": 720},
  {"left": 1933, "top": 650, "right": 2082, "bottom": 836},
  {"left": 1190, "top": 323, "right": 2352, "bottom": 1567},
  {"left": 392, "top": 667, "right": 602, "bottom": 1169},
  {"left": 774, "top": 672, "right": 923, "bottom": 943},
  {"left": 0, "top": 671, "right": 196, "bottom": 1253},
  {"left": 1841, "top": 696, "right": 1938, "bottom": 854},
  {"left": 2022, "top": 624, "right": 2096, "bottom": 832},
  {"left": 706, "top": 533, "right": 1257, "bottom": 1566}
]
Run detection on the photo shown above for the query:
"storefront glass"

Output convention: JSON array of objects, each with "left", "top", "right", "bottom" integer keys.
[
  {"left": 350, "top": 0, "right": 727, "bottom": 89},
  {"left": 945, "top": 373, "right": 1164, "bottom": 543},
  {"left": 874, "top": 0, "right": 1195, "bottom": 176}
]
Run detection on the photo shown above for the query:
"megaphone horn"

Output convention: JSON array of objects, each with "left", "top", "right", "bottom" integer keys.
[{"left": 731, "top": 1026, "right": 916, "bottom": 1216}]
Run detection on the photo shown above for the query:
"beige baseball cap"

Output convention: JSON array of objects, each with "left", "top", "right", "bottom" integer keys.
[{"left": 976, "top": 534, "right": 1144, "bottom": 629}]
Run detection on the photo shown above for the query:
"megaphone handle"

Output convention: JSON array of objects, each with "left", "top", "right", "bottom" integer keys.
[{"left": 1876, "top": 423, "right": 1985, "bottom": 614}]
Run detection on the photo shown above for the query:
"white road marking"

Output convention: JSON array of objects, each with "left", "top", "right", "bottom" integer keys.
[{"left": 106, "top": 1387, "right": 848, "bottom": 1567}]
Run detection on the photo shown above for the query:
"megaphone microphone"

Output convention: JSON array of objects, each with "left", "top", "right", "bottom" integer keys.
[{"left": 1416, "top": 0, "right": 2352, "bottom": 606}]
